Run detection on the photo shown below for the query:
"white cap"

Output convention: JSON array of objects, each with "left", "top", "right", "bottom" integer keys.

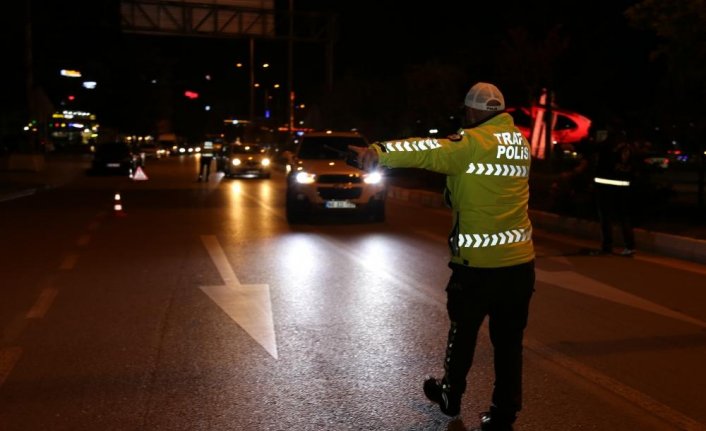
[{"left": 464, "top": 82, "right": 505, "bottom": 111}]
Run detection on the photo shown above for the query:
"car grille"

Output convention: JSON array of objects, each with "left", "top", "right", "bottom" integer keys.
[
  {"left": 318, "top": 187, "right": 362, "bottom": 200},
  {"left": 240, "top": 159, "right": 261, "bottom": 167},
  {"left": 317, "top": 174, "right": 362, "bottom": 184}
]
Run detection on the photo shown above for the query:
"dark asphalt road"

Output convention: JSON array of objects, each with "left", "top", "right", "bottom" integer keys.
[{"left": 1, "top": 156, "right": 705, "bottom": 430}]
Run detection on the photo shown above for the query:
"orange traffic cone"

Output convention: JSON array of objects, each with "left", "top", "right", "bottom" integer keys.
[{"left": 113, "top": 192, "right": 126, "bottom": 217}]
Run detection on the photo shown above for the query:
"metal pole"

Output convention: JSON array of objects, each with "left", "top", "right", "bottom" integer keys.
[
  {"left": 287, "top": 0, "right": 294, "bottom": 134},
  {"left": 326, "top": 15, "right": 334, "bottom": 93},
  {"left": 249, "top": 38, "right": 255, "bottom": 122},
  {"left": 544, "top": 89, "right": 553, "bottom": 165},
  {"left": 25, "top": 0, "right": 37, "bottom": 152}
]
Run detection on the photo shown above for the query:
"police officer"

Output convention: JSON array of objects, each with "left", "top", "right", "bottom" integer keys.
[
  {"left": 591, "top": 119, "right": 638, "bottom": 256},
  {"left": 350, "top": 82, "right": 535, "bottom": 431},
  {"left": 198, "top": 140, "right": 215, "bottom": 181}
]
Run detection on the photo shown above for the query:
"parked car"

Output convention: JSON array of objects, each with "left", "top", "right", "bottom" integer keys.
[
  {"left": 138, "top": 142, "right": 164, "bottom": 159},
  {"left": 90, "top": 142, "right": 141, "bottom": 175},
  {"left": 216, "top": 142, "right": 271, "bottom": 178},
  {"left": 283, "top": 130, "right": 386, "bottom": 223}
]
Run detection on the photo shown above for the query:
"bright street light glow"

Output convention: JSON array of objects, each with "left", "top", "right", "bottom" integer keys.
[{"left": 60, "top": 69, "right": 81, "bottom": 78}]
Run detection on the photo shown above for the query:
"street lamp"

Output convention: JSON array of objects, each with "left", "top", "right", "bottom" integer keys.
[{"left": 254, "top": 82, "right": 280, "bottom": 120}]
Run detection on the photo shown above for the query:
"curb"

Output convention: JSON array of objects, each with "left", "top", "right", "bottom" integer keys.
[
  {"left": 0, "top": 187, "right": 39, "bottom": 202},
  {"left": 386, "top": 185, "right": 706, "bottom": 265}
]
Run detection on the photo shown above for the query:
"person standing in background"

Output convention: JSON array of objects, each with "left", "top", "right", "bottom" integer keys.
[
  {"left": 198, "top": 140, "right": 215, "bottom": 181},
  {"left": 591, "top": 119, "right": 639, "bottom": 256}
]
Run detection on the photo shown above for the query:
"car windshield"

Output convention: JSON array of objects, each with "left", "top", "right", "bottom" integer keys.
[
  {"left": 298, "top": 136, "right": 366, "bottom": 160},
  {"left": 95, "top": 143, "right": 130, "bottom": 158},
  {"left": 229, "top": 144, "right": 265, "bottom": 154}
]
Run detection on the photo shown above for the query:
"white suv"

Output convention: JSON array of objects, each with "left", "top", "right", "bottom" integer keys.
[{"left": 284, "top": 131, "right": 386, "bottom": 223}]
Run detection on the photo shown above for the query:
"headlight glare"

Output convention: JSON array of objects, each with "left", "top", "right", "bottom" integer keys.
[
  {"left": 295, "top": 171, "right": 316, "bottom": 184},
  {"left": 363, "top": 171, "right": 383, "bottom": 184}
]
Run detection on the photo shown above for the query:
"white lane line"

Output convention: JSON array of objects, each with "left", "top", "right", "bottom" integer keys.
[
  {"left": 635, "top": 253, "right": 706, "bottom": 276},
  {"left": 200, "top": 235, "right": 278, "bottom": 359},
  {"left": 284, "top": 219, "right": 702, "bottom": 427},
  {"left": 419, "top": 229, "right": 705, "bottom": 327},
  {"left": 537, "top": 269, "right": 706, "bottom": 328},
  {"left": 59, "top": 253, "right": 79, "bottom": 270},
  {"left": 526, "top": 338, "right": 706, "bottom": 431},
  {"left": 0, "top": 347, "right": 22, "bottom": 387},
  {"left": 26, "top": 288, "right": 59, "bottom": 319}
]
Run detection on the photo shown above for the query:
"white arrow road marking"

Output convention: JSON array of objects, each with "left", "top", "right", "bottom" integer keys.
[
  {"left": 200, "top": 235, "right": 278, "bottom": 359},
  {"left": 537, "top": 268, "right": 706, "bottom": 329}
]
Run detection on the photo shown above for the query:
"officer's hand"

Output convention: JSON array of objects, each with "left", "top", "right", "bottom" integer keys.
[{"left": 347, "top": 145, "right": 379, "bottom": 171}]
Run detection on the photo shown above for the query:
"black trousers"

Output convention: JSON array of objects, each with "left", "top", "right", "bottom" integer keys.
[
  {"left": 199, "top": 156, "right": 213, "bottom": 179},
  {"left": 443, "top": 260, "right": 535, "bottom": 422},
  {"left": 595, "top": 185, "right": 635, "bottom": 250}
]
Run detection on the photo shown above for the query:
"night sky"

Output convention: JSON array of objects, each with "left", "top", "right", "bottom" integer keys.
[{"left": 3, "top": 0, "right": 667, "bottom": 138}]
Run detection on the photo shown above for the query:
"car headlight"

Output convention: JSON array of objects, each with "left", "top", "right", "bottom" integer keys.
[
  {"left": 363, "top": 171, "right": 383, "bottom": 184},
  {"left": 295, "top": 171, "right": 316, "bottom": 184},
  {"left": 261, "top": 158, "right": 271, "bottom": 167},
  {"left": 231, "top": 158, "right": 241, "bottom": 166}
]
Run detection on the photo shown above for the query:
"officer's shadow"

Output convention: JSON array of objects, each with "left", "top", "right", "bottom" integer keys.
[
  {"left": 446, "top": 418, "right": 467, "bottom": 431},
  {"left": 401, "top": 403, "right": 470, "bottom": 431},
  {"left": 405, "top": 417, "right": 467, "bottom": 431}
]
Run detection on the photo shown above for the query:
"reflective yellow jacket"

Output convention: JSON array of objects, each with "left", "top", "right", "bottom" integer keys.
[{"left": 374, "top": 112, "right": 534, "bottom": 268}]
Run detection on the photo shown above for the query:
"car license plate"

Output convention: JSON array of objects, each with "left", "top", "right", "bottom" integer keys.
[
  {"left": 107, "top": 163, "right": 120, "bottom": 168},
  {"left": 325, "top": 200, "right": 356, "bottom": 209}
]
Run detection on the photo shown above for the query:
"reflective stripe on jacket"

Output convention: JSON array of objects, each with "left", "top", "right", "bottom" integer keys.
[
  {"left": 593, "top": 139, "right": 636, "bottom": 187},
  {"left": 375, "top": 112, "right": 535, "bottom": 268}
]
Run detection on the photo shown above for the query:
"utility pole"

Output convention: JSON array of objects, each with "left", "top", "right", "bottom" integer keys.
[
  {"left": 287, "top": 0, "right": 294, "bottom": 136},
  {"left": 25, "top": 0, "right": 36, "bottom": 152},
  {"left": 544, "top": 88, "right": 553, "bottom": 167},
  {"left": 249, "top": 38, "right": 255, "bottom": 123}
]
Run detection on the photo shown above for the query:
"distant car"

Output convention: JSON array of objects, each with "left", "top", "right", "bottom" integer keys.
[
  {"left": 170, "top": 142, "right": 199, "bottom": 156},
  {"left": 90, "top": 142, "right": 141, "bottom": 175},
  {"left": 507, "top": 106, "right": 592, "bottom": 148},
  {"left": 216, "top": 143, "right": 271, "bottom": 178},
  {"left": 138, "top": 142, "right": 164, "bottom": 159},
  {"left": 284, "top": 130, "right": 387, "bottom": 223}
]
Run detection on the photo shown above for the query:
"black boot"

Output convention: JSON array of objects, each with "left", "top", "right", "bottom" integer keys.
[{"left": 423, "top": 377, "right": 462, "bottom": 417}]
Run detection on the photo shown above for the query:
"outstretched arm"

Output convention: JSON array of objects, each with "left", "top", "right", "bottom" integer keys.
[{"left": 348, "top": 145, "right": 379, "bottom": 171}]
